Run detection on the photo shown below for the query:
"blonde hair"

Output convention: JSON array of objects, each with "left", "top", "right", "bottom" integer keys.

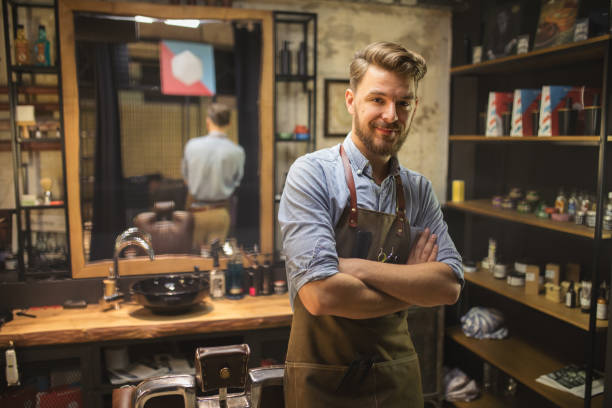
[{"left": 349, "top": 42, "right": 427, "bottom": 90}]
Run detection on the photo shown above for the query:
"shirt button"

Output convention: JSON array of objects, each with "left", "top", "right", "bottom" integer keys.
[{"left": 357, "top": 169, "right": 362, "bottom": 175}]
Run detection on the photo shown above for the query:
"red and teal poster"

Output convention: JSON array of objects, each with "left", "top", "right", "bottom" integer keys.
[{"left": 160, "top": 40, "right": 216, "bottom": 96}]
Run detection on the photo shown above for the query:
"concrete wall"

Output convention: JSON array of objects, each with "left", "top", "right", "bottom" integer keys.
[{"left": 237, "top": 0, "right": 452, "bottom": 201}]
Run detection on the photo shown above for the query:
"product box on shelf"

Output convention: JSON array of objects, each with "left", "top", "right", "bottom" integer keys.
[
  {"left": 486, "top": 92, "right": 514, "bottom": 136},
  {"left": 545, "top": 263, "right": 561, "bottom": 285},
  {"left": 510, "top": 89, "right": 541, "bottom": 136},
  {"left": 538, "top": 86, "right": 600, "bottom": 136},
  {"left": 525, "top": 264, "right": 543, "bottom": 295}
]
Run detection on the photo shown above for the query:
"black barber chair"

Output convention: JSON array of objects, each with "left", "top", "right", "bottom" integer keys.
[
  {"left": 112, "top": 344, "right": 284, "bottom": 408},
  {"left": 133, "top": 201, "right": 194, "bottom": 254}
]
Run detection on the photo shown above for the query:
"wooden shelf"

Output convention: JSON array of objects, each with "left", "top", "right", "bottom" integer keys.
[
  {"left": 464, "top": 269, "right": 607, "bottom": 332},
  {"left": 449, "top": 135, "right": 609, "bottom": 145},
  {"left": 445, "top": 200, "right": 611, "bottom": 240},
  {"left": 450, "top": 391, "right": 510, "bottom": 408},
  {"left": 275, "top": 74, "right": 315, "bottom": 82},
  {"left": 451, "top": 35, "right": 610, "bottom": 76},
  {"left": 0, "top": 85, "right": 58, "bottom": 95},
  {"left": 20, "top": 203, "right": 65, "bottom": 210},
  {"left": 0, "top": 139, "right": 62, "bottom": 151},
  {"left": 275, "top": 138, "right": 311, "bottom": 143},
  {"left": 10, "top": 65, "right": 58, "bottom": 74},
  {"left": 1, "top": 138, "right": 62, "bottom": 150},
  {"left": 447, "top": 327, "right": 604, "bottom": 408}
]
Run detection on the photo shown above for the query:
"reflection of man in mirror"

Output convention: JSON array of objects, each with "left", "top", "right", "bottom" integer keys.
[
  {"left": 486, "top": 5, "right": 519, "bottom": 60},
  {"left": 182, "top": 102, "right": 245, "bottom": 249},
  {"left": 279, "top": 42, "right": 462, "bottom": 407}
]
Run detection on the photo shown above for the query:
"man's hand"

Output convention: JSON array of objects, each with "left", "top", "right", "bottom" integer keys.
[{"left": 406, "top": 227, "right": 438, "bottom": 265}]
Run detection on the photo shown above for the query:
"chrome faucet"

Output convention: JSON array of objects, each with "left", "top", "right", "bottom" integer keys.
[{"left": 102, "top": 227, "right": 155, "bottom": 310}]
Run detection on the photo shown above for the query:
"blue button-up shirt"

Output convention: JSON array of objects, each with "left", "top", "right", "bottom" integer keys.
[
  {"left": 182, "top": 131, "right": 245, "bottom": 202},
  {"left": 278, "top": 134, "right": 463, "bottom": 307}
]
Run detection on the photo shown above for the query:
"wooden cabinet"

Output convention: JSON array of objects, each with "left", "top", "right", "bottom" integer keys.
[
  {"left": 445, "top": 3, "right": 611, "bottom": 407},
  {"left": 0, "top": 296, "right": 293, "bottom": 407}
]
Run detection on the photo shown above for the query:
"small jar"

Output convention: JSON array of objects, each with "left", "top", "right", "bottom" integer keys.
[
  {"left": 603, "top": 215, "right": 612, "bottom": 231},
  {"left": 507, "top": 271, "right": 526, "bottom": 287},
  {"left": 463, "top": 261, "right": 477, "bottom": 273},
  {"left": 514, "top": 260, "right": 528, "bottom": 273},
  {"left": 575, "top": 210, "right": 586, "bottom": 225},
  {"left": 493, "top": 264, "right": 508, "bottom": 279},
  {"left": 525, "top": 190, "right": 540, "bottom": 204},
  {"left": 516, "top": 200, "right": 531, "bottom": 213},
  {"left": 274, "top": 280, "right": 287, "bottom": 294},
  {"left": 508, "top": 188, "right": 523, "bottom": 200},
  {"left": 491, "top": 196, "right": 503, "bottom": 208},
  {"left": 586, "top": 210, "right": 597, "bottom": 228},
  {"left": 501, "top": 197, "right": 514, "bottom": 210}
]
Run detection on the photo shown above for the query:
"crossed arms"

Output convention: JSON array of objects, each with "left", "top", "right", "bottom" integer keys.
[{"left": 298, "top": 228, "right": 461, "bottom": 319}]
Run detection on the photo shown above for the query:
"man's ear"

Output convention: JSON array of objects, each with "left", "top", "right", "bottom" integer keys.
[{"left": 345, "top": 88, "right": 355, "bottom": 115}]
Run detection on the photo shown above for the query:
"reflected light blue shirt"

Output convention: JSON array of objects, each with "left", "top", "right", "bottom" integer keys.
[
  {"left": 182, "top": 131, "right": 245, "bottom": 202},
  {"left": 278, "top": 134, "right": 463, "bottom": 308}
]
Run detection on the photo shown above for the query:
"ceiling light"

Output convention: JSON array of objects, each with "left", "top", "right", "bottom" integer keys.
[
  {"left": 135, "top": 15, "right": 156, "bottom": 24},
  {"left": 164, "top": 19, "right": 200, "bottom": 28}
]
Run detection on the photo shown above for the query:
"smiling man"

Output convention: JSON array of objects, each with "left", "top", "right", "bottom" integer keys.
[{"left": 279, "top": 42, "right": 463, "bottom": 407}]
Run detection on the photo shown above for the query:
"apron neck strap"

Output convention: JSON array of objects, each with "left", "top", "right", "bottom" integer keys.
[
  {"left": 394, "top": 174, "right": 406, "bottom": 236},
  {"left": 339, "top": 144, "right": 358, "bottom": 228},
  {"left": 340, "top": 144, "right": 406, "bottom": 235}
]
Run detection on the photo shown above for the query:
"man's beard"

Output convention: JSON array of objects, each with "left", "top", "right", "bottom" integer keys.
[{"left": 353, "top": 110, "right": 409, "bottom": 156}]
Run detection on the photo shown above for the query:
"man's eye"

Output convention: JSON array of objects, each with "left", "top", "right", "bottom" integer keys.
[
  {"left": 371, "top": 97, "right": 383, "bottom": 103},
  {"left": 398, "top": 101, "right": 413, "bottom": 110}
]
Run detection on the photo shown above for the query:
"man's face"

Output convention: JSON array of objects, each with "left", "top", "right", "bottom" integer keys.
[{"left": 346, "top": 65, "right": 418, "bottom": 158}]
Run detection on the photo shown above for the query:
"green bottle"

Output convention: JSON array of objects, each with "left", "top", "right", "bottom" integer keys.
[{"left": 33, "top": 25, "right": 50, "bottom": 66}]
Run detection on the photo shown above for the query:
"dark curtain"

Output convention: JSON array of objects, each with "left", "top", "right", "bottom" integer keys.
[
  {"left": 233, "top": 23, "right": 262, "bottom": 247},
  {"left": 89, "top": 43, "right": 125, "bottom": 261}
]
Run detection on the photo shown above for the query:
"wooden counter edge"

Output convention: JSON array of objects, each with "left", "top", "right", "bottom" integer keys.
[{"left": 0, "top": 314, "right": 293, "bottom": 348}]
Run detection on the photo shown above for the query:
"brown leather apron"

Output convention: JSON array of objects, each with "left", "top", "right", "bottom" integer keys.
[{"left": 284, "top": 145, "right": 423, "bottom": 408}]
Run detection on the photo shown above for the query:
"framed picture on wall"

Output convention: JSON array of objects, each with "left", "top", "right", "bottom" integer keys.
[
  {"left": 533, "top": 0, "right": 580, "bottom": 50},
  {"left": 483, "top": 2, "right": 522, "bottom": 60},
  {"left": 324, "top": 79, "right": 352, "bottom": 137}
]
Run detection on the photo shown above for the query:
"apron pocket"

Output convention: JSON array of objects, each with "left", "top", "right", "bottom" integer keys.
[
  {"left": 372, "top": 353, "right": 424, "bottom": 408},
  {"left": 284, "top": 361, "right": 376, "bottom": 408}
]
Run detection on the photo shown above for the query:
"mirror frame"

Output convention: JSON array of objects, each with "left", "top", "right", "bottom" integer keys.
[{"left": 58, "top": 0, "right": 274, "bottom": 278}]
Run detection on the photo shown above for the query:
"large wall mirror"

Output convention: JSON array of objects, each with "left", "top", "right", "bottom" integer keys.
[{"left": 59, "top": 0, "right": 273, "bottom": 278}]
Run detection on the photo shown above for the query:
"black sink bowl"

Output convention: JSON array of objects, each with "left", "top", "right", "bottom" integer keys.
[{"left": 130, "top": 275, "right": 209, "bottom": 314}]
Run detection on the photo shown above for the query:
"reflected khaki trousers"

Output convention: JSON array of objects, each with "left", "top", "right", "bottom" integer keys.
[{"left": 192, "top": 207, "right": 230, "bottom": 248}]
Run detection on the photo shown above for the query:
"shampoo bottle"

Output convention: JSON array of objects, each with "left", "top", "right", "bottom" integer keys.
[
  {"left": 33, "top": 25, "right": 50, "bottom": 66},
  {"left": 209, "top": 240, "right": 225, "bottom": 299}
]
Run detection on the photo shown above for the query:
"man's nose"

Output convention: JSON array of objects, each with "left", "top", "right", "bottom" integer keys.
[{"left": 381, "top": 103, "right": 398, "bottom": 122}]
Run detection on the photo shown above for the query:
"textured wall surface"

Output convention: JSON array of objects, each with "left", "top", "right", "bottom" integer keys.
[{"left": 237, "top": 0, "right": 451, "bottom": 201}]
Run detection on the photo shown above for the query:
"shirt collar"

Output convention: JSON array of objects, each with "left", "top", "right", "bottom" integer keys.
[
  {"left": 208, "top": 130, "right": 227, "bottom": 138},
  {"left": 341, "top": 132, "right": 401, "bottom": 178}
]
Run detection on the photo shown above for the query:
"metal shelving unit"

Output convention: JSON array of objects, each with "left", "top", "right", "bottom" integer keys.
[
  {"left": 1, "top": 0, "right": 69, "bottom": 280},
  {"left": 273, "top": 11, "right": 317, "bottom": 260}
]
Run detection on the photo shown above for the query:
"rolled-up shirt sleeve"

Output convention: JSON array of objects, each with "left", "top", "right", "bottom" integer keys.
[
  {"left": 412, "top": 176, "right": 464, "bottom": 287},
  {"left": 278, "top": 156, "right": 340, "bottom": 307}
]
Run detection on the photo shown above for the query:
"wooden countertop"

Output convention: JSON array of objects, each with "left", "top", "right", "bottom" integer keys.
[{"left": 0, "top": 295, "right": 293, "bottom": 347}]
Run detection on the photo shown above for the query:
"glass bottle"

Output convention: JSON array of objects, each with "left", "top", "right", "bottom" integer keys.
[
  {"left": 15, "top": 24, "right": 29, "bottom": 65},
  {"left": 554, "top": 189, "right": 567, "bottom": 214},
  {"left": 226, "top": 240, "right": 244, "bottom": 299},
  {"left": 565, "top": 281, "right": 576, "bottom": 308},
  {"left": 280, "top": 41, "right": 292, "bottom": 75},
  {"left": 596, "top": 287, "right": 608, "bottom": 320},
  {"left": 209, "top": 240, "right": 225, "bottom": 299},
  {"left": 487, "top": 238, "right": 497, "bottom": 274},
  {"left": 297, "top": 41, "right": 307, "bottom": 76},
  {"left": 567, "top": 190, "right": 577, "bottom": 220},
  {"left": 33, "top": 25, "right": 50, "bottom": 66}
]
